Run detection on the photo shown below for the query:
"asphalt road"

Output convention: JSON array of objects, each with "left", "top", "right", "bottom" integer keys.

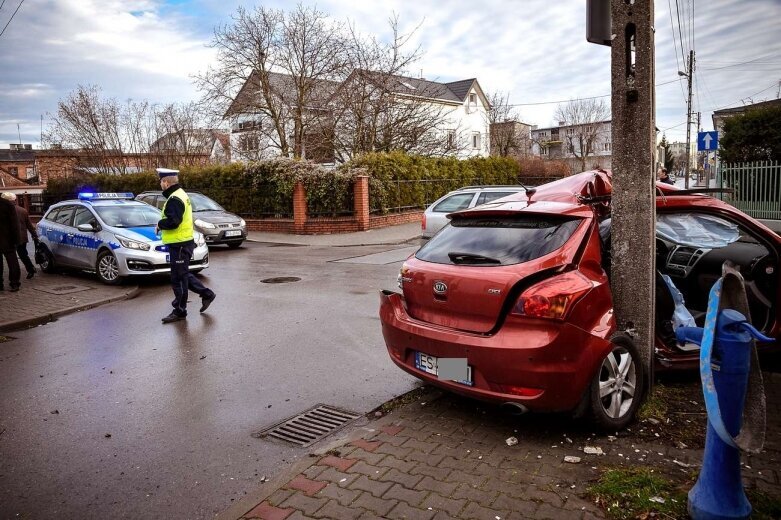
[{"left": 0, "top": 241, "right": 419, "bottom": 519}]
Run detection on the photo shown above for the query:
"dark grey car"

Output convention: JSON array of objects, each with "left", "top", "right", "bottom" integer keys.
[{"left": 136, "top": 191, "right": 247, "bottom": 248}]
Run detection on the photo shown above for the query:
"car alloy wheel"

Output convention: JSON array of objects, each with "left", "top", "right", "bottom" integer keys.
[
  {"left": 589, "top": 332, "right": 644, "bottom": 430},
  {"left": 97, "top": 251, "right": 121, "bottom": 285}
]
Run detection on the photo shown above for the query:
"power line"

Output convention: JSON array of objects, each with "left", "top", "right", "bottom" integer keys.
[
  {"left": 704, "top": 82, "right": 779, "bottom": 112},
  {"left": 506, "top": 78, "right": 683, "bottom": 107},
  {"left": 0, "top": 0, "right": 25, "bottom": 39},
  {"left": 667, "top": 0, "right": 687, "bottom": 102}
]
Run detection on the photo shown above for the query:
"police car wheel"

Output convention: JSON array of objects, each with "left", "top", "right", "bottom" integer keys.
[
  {"left": 589, "top": 332, "right": 645, "bottom": 431},
  {"left": 40, "top": 250, "right": 56, "bottom": 273},
  {"left": 96, "top": 251, "right": 122, "bottom": 285}
]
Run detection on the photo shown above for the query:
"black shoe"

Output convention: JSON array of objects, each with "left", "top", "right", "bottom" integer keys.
[
  {"left": 26, "top": 271, "right": 35, "bottom": 279},
  {"left": 161, "top": 312, "right": 186, "bottom": 324},
  {"left": 10, "top": 286, "right": 20, "bottom": 292},
  {"left": 200, "top": 293, "right": 216, "bottom": 313}
]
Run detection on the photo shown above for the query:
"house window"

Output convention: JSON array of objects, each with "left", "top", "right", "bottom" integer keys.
[
  {"left": 472, "top": 132, "right": 481, "bottom": 149},
  {"left": 469, "top": 93, "right": 477, "bottom": 104},
  {"left": 239, "top": 134, "right": 259, "bottom": 152},
  {"left": 604, "top": 142, "right": 611, "bottom": 151},
  {"left": 541, "top": 147, "right": 548, "bottom": 156},
  {"left": 9, "top": 167, "right": 18, "bottom": 177},
  {"left": 566, "top": 128, "right": 574, "bottom": 136},
  {"left": 25, "top": 167, "right": 35, "bottom": 179},
  {"left": 446, "top": 130, "right": 456, "bottom": 148}
]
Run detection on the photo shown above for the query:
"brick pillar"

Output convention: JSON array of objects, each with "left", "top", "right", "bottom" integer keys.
[
  {"left": 354, "top": 175, "right": 370, "bottom": 231},
  {"left": 293, "top": 181, "right": 307, "bottom": 234}
]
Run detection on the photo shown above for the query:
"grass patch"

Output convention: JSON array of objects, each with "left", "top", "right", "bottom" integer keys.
[
  {"left": 587, "top": 467, "right": 688, "bottom": 519},
  {"left": 747, "top": 489, "right": 781, "bottom": 520},
  {"left": 638, "top": 383, "right": 688, "bottom": 421},
  {"left": 373, "top": 385, "right": 430, "bottom": 415}
]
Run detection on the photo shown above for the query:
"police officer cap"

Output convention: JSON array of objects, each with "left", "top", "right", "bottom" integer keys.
[{"left": 156, "top": 168, "right": 180, "bottom": 179}]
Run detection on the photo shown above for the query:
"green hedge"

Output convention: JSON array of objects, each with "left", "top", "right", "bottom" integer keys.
[
  {"left": 341, "top": 151, "right": 521, "bottom": 213},
  {"left": 43, "top": 153, "right": 524, "bottom": 217}
]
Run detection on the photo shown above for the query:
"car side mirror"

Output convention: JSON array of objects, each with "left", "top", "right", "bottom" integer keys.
[{"left": 77, "top": 222, "right": 98, "bottom": 233}]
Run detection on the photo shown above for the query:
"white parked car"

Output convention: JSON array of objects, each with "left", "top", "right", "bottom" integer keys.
[{"left": 421, "top": 186, "right": 527, "bottom": 239}]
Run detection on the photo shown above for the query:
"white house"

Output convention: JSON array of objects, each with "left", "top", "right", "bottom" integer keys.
[
  {"left": 531, "top": 120, "right": 612, "bottom": 172},
  {"left": 224, "top": 71, "right": 491, "bottom": 163}
]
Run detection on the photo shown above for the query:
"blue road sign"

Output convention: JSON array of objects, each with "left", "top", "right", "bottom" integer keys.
[{"left": 698, "top": 131, "right": 718, "bottom": 151}]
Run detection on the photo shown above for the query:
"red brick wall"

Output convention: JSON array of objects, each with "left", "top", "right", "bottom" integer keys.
[{"left": 219, "top": 176, "right": 423, "bottom": 235}]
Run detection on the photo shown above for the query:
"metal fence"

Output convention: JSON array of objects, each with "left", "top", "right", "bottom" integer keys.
[{"left": 718, "top": 161, "right": 781, "bottom": 220}]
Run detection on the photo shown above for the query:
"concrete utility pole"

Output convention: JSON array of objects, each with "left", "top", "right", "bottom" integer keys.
[
  {"left": 610, "top": 0, "right": 656, "bottom": 383},
  {"left": 683, "top": 50, "right": 695, "bottom": 189}
]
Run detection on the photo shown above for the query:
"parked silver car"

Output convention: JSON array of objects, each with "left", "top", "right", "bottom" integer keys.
[
  {"left": 136, "top": 191, "right": 247, "bottom": 248},
  {"left": 421, "top": 186, "right": 527, "bottom": 239}
]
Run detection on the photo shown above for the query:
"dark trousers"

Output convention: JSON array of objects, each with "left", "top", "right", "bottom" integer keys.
[
  {"left": 169, "top": 243, "right": 212, "bottom": 316},
  {"left": 16, "top": 242, "right": 35, "bottom": 275},
  {"left": 0, "top": 249, "right": 21, "bottom": 289}
]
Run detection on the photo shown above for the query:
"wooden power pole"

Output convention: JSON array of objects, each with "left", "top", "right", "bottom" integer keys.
[{"left": 609, "top": 0, "right": 656, "bottom": 384}]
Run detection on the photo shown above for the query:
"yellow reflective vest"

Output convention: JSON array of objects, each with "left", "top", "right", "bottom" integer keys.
[{"left": 160, "top": 188, "right": 194, "bottom": 244}]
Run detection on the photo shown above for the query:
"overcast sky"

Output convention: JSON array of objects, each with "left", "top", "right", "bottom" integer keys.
[{"left": 1, "top": 0, "right": 780, "bottom": 148}]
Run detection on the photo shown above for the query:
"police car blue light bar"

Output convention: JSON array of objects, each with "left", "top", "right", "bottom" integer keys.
[{"left": 78, "top": 192, "right": 134, "bottom": 200}]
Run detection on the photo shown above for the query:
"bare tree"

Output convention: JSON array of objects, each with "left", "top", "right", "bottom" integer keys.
[
  {"left": 323, "top": 16, "right": 466, "bottom": 161},
  {"left": 487, "top": 91, "right": 530, "bottom": 158},
  {"left": 197, "top": 4, "right": 348, "bottom": 161},
  {"left": 554, "top": 98, "right": 611, "bottom": 172},
  {"left": 44, "top": 85, "right": 218, "bottom": 173}
]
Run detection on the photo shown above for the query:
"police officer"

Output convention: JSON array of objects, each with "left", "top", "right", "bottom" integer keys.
[{"left": 155, "top": 168, "right": 216, "bottom": 323}]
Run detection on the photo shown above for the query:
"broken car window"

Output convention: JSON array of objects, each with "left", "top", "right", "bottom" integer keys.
[{"left": 656, "top": 213, "right": 740, "bottom": 248}]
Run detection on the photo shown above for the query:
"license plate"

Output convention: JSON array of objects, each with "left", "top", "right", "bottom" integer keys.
[
  {"left": 415, "top": 352, "right": 473, "bottom": 386},
  {"left": 165, "top": 254, "right": 170, "bottom": 263},
  {"left": 225, "top": 230, "right": 242, "bottom": 237}
]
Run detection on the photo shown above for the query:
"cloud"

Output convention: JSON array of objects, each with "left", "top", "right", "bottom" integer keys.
[{"left": 1, "top": 0, "right": 780, "bottom": 147}]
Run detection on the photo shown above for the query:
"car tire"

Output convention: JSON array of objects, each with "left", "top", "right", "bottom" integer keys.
[
  {"left": 227, "top": 241, "right": 243, "bottom": 249},
  {"left": 39, "top": 248, "right": 56, "bottom": 273},
  {"left": 589, "top": 332, "right": 645, "bottom": 430},
  {"left": 96, "top": 250, "right": 122, "bottom": 285}
]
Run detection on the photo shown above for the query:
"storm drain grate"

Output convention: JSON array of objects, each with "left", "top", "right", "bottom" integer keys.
[
  {"left": 261, "top": 276, "right": 301, "bottom": 284},
  {"left": 253, "top": 404, "right": 361, "bottom": 447}
]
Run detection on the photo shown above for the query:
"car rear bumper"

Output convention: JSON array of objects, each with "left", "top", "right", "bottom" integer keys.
[{"left": 379, "top": 290, "right": 612, "bottom": 412}]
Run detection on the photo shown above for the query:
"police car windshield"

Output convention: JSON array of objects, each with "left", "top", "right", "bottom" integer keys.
[
  {"left": 189, "top": 193, "right": 224, "bottom": 212},
  {"left": 95, "top": 205, "right": 160, "bottom": 228}
]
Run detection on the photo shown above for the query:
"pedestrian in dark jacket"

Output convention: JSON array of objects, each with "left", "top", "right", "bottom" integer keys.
[
  {"left": 4, "top": 193, "right": 38, "bottom": 278},
  {"left": 658, "top": 167, "right": 675, "bottom": 185},
  {"left": 0, "top": 192, "right": 22, "bottom": 291}
]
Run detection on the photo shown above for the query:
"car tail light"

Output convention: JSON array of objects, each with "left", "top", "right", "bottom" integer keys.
[
  {"left": 512, "top": 271, "right": 593, "bottom": 320},
  {"left": 421, "top": 213, "right": 426, "bottom": 231}
]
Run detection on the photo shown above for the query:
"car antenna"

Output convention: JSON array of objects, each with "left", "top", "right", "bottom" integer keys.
[{"left": 519, "top": 181, "right": 536, "bottom": 199}]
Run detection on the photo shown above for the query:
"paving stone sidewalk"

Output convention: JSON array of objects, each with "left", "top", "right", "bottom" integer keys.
[
  {"left": 224, "top": 372, "right": 781, "bottom": 520},
  {"left": 0, "top": 269, "right": 138, "bottom": 332}
]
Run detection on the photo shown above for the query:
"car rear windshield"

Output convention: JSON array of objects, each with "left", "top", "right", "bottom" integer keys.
[{"left": 415, "top": 215, "right": 582, "bottom": 266}]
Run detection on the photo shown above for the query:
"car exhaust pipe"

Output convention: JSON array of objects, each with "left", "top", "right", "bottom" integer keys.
[{"left": 500, "top": 402, "right": 529, "bottom": 415}]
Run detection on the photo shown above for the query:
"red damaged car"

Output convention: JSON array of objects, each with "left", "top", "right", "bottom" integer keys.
[{"left": 379, "top": 170, "right": 780, "bottom": 428}]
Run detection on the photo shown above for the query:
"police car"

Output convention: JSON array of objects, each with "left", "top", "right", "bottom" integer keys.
[{"left": 36, "top": 193, "right": 209, "bottom": 285}]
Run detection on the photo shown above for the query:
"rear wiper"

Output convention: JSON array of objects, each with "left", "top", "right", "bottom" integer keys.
[{"left": 447, "top": 252, "right": 501, "bottom": 265}]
